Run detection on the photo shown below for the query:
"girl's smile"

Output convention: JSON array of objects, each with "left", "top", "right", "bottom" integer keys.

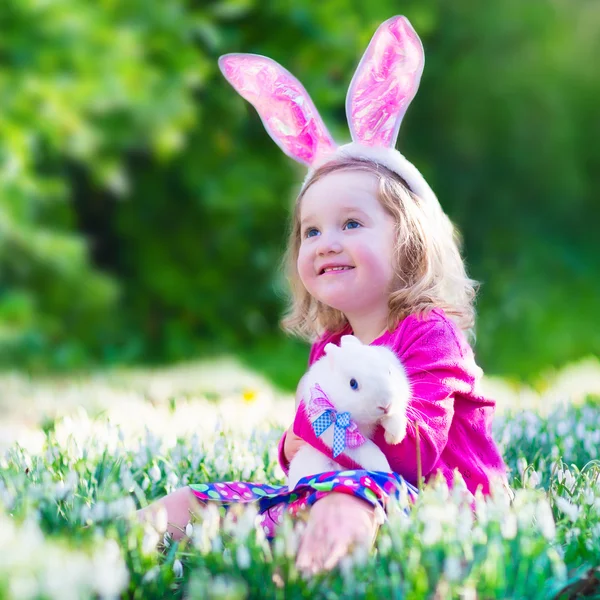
[{"left": 318, "top": 264, "right": 355, "bottom": 275}]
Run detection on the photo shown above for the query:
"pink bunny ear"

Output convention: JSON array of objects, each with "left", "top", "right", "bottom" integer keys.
[
  {"left": 346, "top": 16, "right": 424, "bottom": 148},
  {"left": 219, "top": 53, "right": 337, "bottom": 166}
]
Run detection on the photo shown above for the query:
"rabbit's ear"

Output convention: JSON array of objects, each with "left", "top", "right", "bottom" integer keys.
[
  {"left": 340, "top": 335, "right": 362, "bottom": 348},
  {"left": 324, "top": 342, "right": 339, "bottom": 357},
  {"left": 323, "top": 342, "right": 340, "bottom": 369},
  {"left": 219, "top": 53, "right": 337, "bottom": 166},
  {"left": 346, "top": 16, "right": 424, "bottom": 149}
]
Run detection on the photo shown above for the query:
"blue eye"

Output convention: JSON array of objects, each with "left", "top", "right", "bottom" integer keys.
[
  {"left": 345, "top": 220, "right": 361, "bottom": 230},
  {"left": 349, "top": 378, "right": 359, "bottom": 390},
  {"left": 305, "top": 228, "right": 319, "bottom": 238}
]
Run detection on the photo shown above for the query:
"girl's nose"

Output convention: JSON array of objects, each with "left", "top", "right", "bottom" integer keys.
[{"left": 316, "top": 232, "right": 343, "bottom": 255}]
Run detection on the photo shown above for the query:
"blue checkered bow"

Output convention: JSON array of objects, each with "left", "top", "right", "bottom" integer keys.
[{"left": 307, "top": 384, "right": 366, "bottom": 458}]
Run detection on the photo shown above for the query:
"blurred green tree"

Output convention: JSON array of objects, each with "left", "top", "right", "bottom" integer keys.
[{"left": 0, "top": 0, "right": 204, "bottom": 367}]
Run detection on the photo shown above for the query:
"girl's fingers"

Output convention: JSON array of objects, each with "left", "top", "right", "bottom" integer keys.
[
  {"left": 297, "top": 530, "right": 352, "bottom": 574},
  {"left": 322, "top": 539, "right": 350, "bottom": 571}
]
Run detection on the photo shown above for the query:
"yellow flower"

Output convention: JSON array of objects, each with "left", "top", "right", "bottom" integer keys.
[{"left": 242, "top": 388, "right": 258, "bottom": 403}]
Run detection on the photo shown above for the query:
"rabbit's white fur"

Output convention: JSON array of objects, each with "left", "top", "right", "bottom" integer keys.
[{"left": 287, "top": 335, "right": 410, "bottom": 490}]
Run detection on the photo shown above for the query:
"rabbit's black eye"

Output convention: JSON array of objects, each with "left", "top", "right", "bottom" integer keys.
[{"left": 350, "top": 378, "right": 359, "bottom": 390}]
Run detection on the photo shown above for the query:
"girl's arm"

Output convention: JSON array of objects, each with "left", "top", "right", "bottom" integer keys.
[
  {"left": 373, "top": 314, "right": 475, "bottom": 484},
  {"left": 277, "top": 375, "right": 308, "bottom": 474}
]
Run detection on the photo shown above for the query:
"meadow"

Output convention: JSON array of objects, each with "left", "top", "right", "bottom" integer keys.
[{"left": 1, "top": 357, "right": 599, "bottom": 599}]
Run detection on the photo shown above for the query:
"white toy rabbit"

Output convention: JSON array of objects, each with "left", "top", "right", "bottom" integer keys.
[{"left": 287, "top": 335, "right": 410, "bottom": 490}]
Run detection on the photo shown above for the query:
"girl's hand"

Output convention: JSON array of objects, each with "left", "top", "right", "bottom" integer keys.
[
  {"left": 283, "top": 424, "right": 305, "bottom": 463},
  {"left": 284, "top": 376, "right": 308, "bottom": 464},
  {"left": 296, "top": 492, "right": 379, "bottom": 575}
]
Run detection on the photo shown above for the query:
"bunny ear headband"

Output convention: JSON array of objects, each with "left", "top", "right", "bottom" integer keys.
[{"left": 218, "top": 15, "right": 434, "bottom": 202}]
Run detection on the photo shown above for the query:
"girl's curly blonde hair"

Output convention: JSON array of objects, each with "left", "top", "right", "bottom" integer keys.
[{"left": 280, "top": 157, "right": 478, "bottom": 341}]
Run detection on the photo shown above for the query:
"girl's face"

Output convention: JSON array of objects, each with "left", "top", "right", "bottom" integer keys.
[{"left": 297, "top": 170, "right": 396, "bottom": 321}]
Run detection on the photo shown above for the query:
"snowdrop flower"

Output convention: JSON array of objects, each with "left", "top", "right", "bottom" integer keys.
[
  {"left": 142, "top": 525, "right": 160, "bottom": 555},
  {"left": 166, "top": 471, "right": 179, "bottom": 490},
  {"left": 273, "top": 535, "right": 285, "bottom": 558},
  {"left": 563, "top": 469, "right": 576, "bottom": 491},
  {"left": 90, "top": 502, "right": 108, "bottom": 523},
  {"left": 501, "top": 512, "right": 518, "bottom": 539},
  {"left": 236, "top": 544, "right": 251, "bottom": 569},
  {"left": 421, "top": 518, "right": 443, "bottom": 546},
  {"left": 173, "top": 559, "right": 184, "bottom": 578},
  {"left": 536, "top": 498, "right": 556, "bottom": 540},
  {"left": 142, "top": 566, "right": 160, "bottom": 584},
  {"left": 524, "top": 470, "right": 541, "bottom": 489},
  {"left": 108, "top": 496, "right": 136, "bottom": 519},
  {"left": 554, "top": 496, "right": 580, "bottom": 522},
  {"left": 214, "top": 454, "right": 229, "bottom": 477},
  {"left": 91, "top": 539, "right": 129, "bottom": 599},
  {"left": 565, "top": 526, "right": 582, "bottom": 545},
  {"left": 149, "top": 464, "right": 161, "bottom": 483},
  {"left": 185, "top": 522, "right": 194, "bottom": 538},
  {"left": 444, "top": 555, "right": 463, "bottom": 582},
  {"left": 461, "top": 585, "right": 478, "bottom": 600},
  {"left": 151, "top": 506, "right": 168, "bottom": 533},
  {"left": 377, "top": 532, "right": 392, "bottom": 556}
]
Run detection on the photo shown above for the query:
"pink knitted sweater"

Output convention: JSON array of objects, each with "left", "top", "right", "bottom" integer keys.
[{"left": 278, "top": 309, "right": 508, "bottom": 496}]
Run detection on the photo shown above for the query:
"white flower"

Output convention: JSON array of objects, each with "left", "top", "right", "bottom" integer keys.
[
  {"left": 565, "top": 526, "right": 582, "bottom": 545},
  {"left": 554, "top": 496, "right": 580, "bottom": 522},
  {"left": 185, "top": 522, "right": 194, "bottom": 538},
  {"left": 142, "top": 566, "right": 160, "bottom": 584},
  {"left": 536, "top": 498, "right": 556, "bottom": 540},
  {"left": 444, "top": 555, "right": 462, "bottom": 582},
  {"left": 142, "top": 525, "right": 160, "bottom": 555},
  {"left": 501, "top": 512, "right": 518, "bottom": 540},
  {"left": 236, "top": 544, "right": 251, "bottom": 569},
  {"left": 91, "top": 539, "right": 129, "bottom": 599},
  {"left": 563, "top": 470, "right": 576, "bottom": 491},
  {"left": 461, "top": 584, "right": 478, "bottom": 600},
  {"left": 378, "top": 533, "right": 392, "bottom": 556},
  {"left": 151, "top": 506, "right": 168, "bottom": 533},
  {"left": 525, "top": 470, "right": 541, "bottom": 488},
  {"left": 149, "top": 464, "right": 161, "bottom": 483},
  {"left": 422, "top": 518, "right": 442, "bottom": 546},
  {"left": 173, "top": 559, "right": 184, "bottom": 578},
  {"left": 166, "top": 472, "right": 179, "bottom": 489}
]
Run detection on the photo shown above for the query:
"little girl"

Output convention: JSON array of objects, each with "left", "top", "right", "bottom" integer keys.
[{"left": 138, "top": 16, "right": 509, "bottom": 574}]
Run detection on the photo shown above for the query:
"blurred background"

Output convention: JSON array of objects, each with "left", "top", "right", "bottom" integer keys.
[{"left": 0, "top": 0, "right": 598, "bottom": 391}]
